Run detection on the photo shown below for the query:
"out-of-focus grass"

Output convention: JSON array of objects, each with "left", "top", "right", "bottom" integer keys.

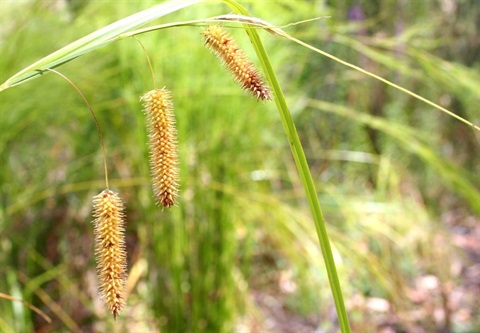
[{"left": 1, "top": 1, "right": 478, "bottom": 332}]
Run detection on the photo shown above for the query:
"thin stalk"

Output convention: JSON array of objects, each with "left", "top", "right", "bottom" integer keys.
[
  {"left": 45, "top": 69, "right": 109, "bottom": 189},
  {"left": 222, "top": 1, "right": 351, "bottom": 332},
  {"left": 0, "top": 293, "right": 52, "bottom": 324},
  {"left": 133, "top": 36, "right": 157, "bottom": 89}
]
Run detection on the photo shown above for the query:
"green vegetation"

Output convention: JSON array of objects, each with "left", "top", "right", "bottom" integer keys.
[{"left": 1, "top": 1, "right": 478, "bottom": 332}]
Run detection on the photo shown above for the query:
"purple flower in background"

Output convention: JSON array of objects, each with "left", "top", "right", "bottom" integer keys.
[
  {"left": 348, "top": 3, "right": 365, "bottom": 21},
  {"left": 348, "top": 3, "right": 367, "bottom": 36}
]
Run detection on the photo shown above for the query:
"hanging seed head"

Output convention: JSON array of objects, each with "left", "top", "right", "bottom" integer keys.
[
  {"left": 140, "top": 88, "right": 179, "bottom": 207},
  {"left": 202, "top": 25, "right": 271, "bottom": 101},
  {"left": 92, "top": 189, "right": 127, "bottom": 320}
]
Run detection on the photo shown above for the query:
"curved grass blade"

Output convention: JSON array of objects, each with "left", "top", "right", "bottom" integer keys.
[
  {"left": 284, "top": 34, "right": 480, "bottom": 132},
  {"left": 0, "top": 0, "right": 203, "bottom": 91}
]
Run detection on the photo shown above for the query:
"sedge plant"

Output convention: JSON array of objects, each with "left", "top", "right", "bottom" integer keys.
[{"left": 1, "top": 0, "right": 479, "bottom": 331}]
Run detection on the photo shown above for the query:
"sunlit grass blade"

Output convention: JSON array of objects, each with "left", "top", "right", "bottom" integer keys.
[{"left": 0, "top": 0, "right": 203, "bottom": 91}]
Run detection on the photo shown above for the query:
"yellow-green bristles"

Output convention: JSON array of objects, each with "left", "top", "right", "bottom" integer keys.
[
  {"left": 202, "top": 25, "right": 271, "bottom": 101},
  {"left": 92, "top": 189, "right": 127, "bottom": 320},
  {"left": 140, "top": 88, "right": 179, "bottom": 207}
]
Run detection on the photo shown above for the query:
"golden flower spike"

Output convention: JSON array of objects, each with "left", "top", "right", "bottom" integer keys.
[
  {"left": 140, "top": 88, "right": 179, "bottom": 207},
  {"left": 92, "top": 189, "right": 128, "bottom": 320},
  {"left": 202, "top": 24, "right": 271, "bottom": 101}
]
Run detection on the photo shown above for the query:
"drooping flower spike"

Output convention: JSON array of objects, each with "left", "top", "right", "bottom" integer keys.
[
  {"left": 140, "top": 88, "right": 179, "bottom": 207},
  {"left": 202, "top": 25, "right": 271, "bottom": 101},
  {"left": 92, "top": 189, "right": 128, "bottom": 320}
]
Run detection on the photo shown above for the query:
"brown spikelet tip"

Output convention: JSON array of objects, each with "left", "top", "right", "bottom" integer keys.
[
  {"left": 202, "top": 25, "right": 271, "bottom": 101},
  {"left": 92, "top": 189, "right": 127, "bottom": 320},
  {"left": 140, "top": 88, "right": 179, "bottom": 207}
]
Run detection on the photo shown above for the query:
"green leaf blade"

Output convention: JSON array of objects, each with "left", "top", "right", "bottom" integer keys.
[{"left": 1, "top": 0, "right": 204, "bottom": 91}]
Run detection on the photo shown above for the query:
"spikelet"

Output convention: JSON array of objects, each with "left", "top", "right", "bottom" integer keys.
[
  {"left": 202, "top": 24, "right": 271, "bottom": 101},
  {"left": 140, "top": 88, "right": 179, "bottom": 207},
  {"left": 92, "top": 189, "right": 127, "bottom": 320}
]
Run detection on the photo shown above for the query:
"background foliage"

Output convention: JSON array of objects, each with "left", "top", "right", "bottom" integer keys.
[{"left": 1, "top": 0, "right": 479, "bottom": 332}]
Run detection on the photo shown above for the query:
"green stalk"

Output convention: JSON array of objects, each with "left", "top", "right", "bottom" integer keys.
[{"left": 223, "top": 1, "right": 351, "bottom": 332}]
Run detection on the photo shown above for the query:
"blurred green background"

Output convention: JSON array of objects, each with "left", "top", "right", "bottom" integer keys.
[{"left": 1, "top": 0, "right": 479, "bottom": 332}]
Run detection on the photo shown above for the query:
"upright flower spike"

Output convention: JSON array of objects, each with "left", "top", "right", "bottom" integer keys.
[
  {"left": 92, "top": 189, "right": 128, "bottom": 320},
  {"left": 140, "top": 88, "right": 179, "bottom": 207},
  {"left": 202, "top": 24, "right": 271, "bottom": 101}
]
